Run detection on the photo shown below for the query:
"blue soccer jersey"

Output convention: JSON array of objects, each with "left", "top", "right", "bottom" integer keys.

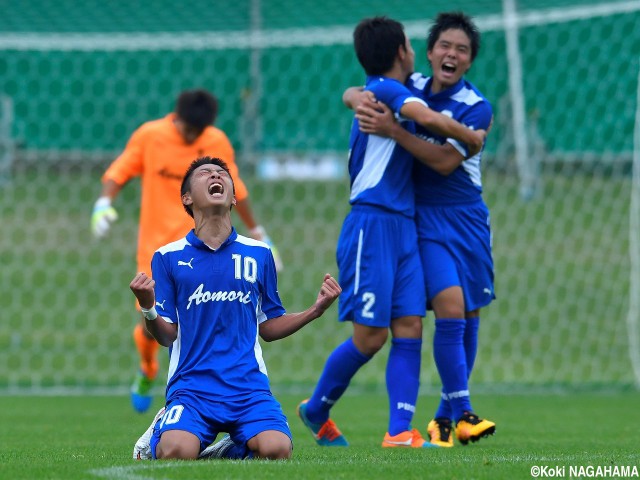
[
  {"left": 150, "top": 227, "right": 285, "bottom": 403},
  {"left": 348, "top": 75, "right": 429, "bottom": 218},
  {"left": 407, "top": 73, "right": 493, "bottom": 205},
  {"left": 406, "top": 73, "right": 496, "bottom": 309},
  {"left": 336, "top": 75, "right": 427, "bottom": 325}
]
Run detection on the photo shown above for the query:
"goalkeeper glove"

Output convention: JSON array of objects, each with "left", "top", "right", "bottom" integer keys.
[
  {"left": 250, "top": 225, "right": 284, "bottom": 272},
  {"left": 91, "top": 196, "right": 118, "bottom": 239}
]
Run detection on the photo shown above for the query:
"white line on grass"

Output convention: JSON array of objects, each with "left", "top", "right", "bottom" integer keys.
[{"left": 89, "top": 462, "right": 212, "bottom": 480}]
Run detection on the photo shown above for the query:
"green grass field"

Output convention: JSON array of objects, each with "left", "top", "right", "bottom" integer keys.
[
  {"left": 1, "top": 392, "right": 639, "bottom": 479},
  {"left": 1, "top": 164, "right": 639, "bottom": 478}
]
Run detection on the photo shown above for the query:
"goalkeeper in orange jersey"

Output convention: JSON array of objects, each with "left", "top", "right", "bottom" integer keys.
[{"left": 90, "top": 88, "right": 283, "bottom": 413}]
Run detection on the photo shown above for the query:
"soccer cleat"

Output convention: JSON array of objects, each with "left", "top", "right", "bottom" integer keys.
[
  {"left": 455, "top": 412, "right": 496, "bottom": 445},
  {"left": 297, "top": 399, "right": 348, "bottom": 446},
  {"left": 199, "top": 434, "right": 238, "bottom": 460},
  {"left": 382, "top": 428, "right": 439, "bottom": 448},
  {"left": 132, "top": 406, "right": 165, "bottom": 460},
  {"left": 427, "top": 418, "right": 454, "bottom": 447},
  {"left": 131, "top": 370, "right": 154, "bottom": 413}
]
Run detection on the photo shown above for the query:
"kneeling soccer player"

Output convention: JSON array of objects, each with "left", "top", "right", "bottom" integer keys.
[{"left": 131, "top": 156, "right": 341, "bottom": 460}]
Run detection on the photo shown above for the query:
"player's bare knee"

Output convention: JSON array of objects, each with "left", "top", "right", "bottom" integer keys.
[
  {"left": 353, "top": 325, "right": 388, "bottom": 355},
  {"left": 432, "top": 287, "right": 465, "bottom": 318},
  {"left": 436, "top": 305, "right": 465, "bottom": 319},
  {"left": 367, "top": 335, "right": 387, "bottom": 354},
  {"left": 432, "top": 300, "right": 465, "bottom": 319},
  {"left": 156, "top": 433, "right": 200, "bottom": 460},
  {"left": 249, "top": 431, "right": 292, "bottom": 460},
  {"left": 156, "top": 443, "right": 197, "bottom": 460},
  {"left": 391, "top": 315, "right": 423, "bottom": 338},
  {"left": 256, "top": 440, "right": 292, "bottom": 460}
]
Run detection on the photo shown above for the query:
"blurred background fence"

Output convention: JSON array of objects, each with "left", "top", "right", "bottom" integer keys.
[{"left": 1, "top": 0, "right": 639, "bottom": 393}]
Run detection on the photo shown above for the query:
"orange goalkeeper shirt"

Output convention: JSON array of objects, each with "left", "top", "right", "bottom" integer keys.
[{"left": 103, "top": 113, "right": 249, "bottom": 276}]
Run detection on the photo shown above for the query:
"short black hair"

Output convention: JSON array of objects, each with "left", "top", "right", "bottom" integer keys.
[
  {"left": 427, "top": 11, "right": 480, "bottom": 62},
  {"left": 353, "top": 16, "right": 407, "bottom": 76},
  {"left": 175, "top": 89, "right": 218, "bottom": 130},
  {"left": 180, "top": 156, "right": 234, "bottom": 218}
]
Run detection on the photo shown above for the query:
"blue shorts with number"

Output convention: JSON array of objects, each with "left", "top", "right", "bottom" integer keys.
[
  {"left": 336, "top": 205, "right": 426, "bottom": 327},
  {"left": 415, "top": 199, "right": 495, "bottom": 312},
  {"left": 149, "top": 391, "right": 291, "bottom": 459}
]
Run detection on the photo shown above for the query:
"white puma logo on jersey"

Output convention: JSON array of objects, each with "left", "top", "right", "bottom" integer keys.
[
  {"left": 483, "top": 288, "right": 492, "bottom": 295},
  {"left": 178, "top": 258, "right": 194, "bottom": 269},
  {"left": 155, "top": 300, "right": 166, "bottom": 309}
]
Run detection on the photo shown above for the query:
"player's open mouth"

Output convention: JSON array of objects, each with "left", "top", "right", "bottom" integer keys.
[
  {"left": 442, "top": 62, "right": 456, "bottom": 74},
  {"left": 208, "top": 182, "right": 224, "bottom": 196}
]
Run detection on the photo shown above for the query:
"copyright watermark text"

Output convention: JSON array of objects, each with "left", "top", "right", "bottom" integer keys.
[{"left": 531, "top": 465, "right": 638, "bottom": 478}]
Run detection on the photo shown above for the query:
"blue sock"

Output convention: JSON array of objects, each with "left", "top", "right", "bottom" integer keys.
[
  {"left": 464, "top": 316, "right": 480, "bottom": 375},
  {"left": 434, "top": 389, "right": 451, "bottom": 421},
  {"left": 306, "top": 337, "right": 371, "bottom": 424},
  {"left": 386, "top": 338, "right": 422, "bottom": 435},
  {"left": 433, "top": 318, "right": 471, "bottom": 421},
  {"left": 434, "top": 316, "right": 480, "bottom": 420}
]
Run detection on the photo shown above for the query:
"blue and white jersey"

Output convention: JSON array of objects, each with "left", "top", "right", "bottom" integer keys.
[
  {"left": 407, "top": 73, "right": 493, "bottom": 205},
  {"left": 348, "top": 75, "right": 429, "bottom": 217},
  {"left": 150, "top": 227, "right": 285, "bottom": 403}
]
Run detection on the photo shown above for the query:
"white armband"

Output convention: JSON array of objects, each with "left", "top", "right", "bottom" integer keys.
[{"left": 141, "top": 306, "right": 158, "bottom": 321}]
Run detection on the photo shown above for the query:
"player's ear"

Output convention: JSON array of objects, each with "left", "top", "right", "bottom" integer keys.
[
  {"left": 182, "top": 192, "right": 193, "bottom": 208},
  {"left": 231, "top": 196, "right": 237, "bottom": 207}
]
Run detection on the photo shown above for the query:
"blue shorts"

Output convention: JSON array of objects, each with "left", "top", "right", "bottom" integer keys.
[
  {"left": 150, "top": 391, "right": 291, "bottom": 458},
  {"left": 336, "top": 205, "right": 426, "bottom": 326},
  {"left": 415, "top": 200, "right": 495, "bottom": 312}
]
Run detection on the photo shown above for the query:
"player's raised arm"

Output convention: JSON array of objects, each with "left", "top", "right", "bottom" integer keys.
[
  {"left": 342, "top": 85, "right": 485, "bottom": 157},
  {"left": 343, "top": 86, "right": 376, "bottom": 110},
  {"left": 356, "top": 102, "right": 464, "bottom": 175},
  {"left": 400, "top": 101, "right": 485, "bottom": 156},
  {"left": 259, "top": 274, "right": 341, "bottom": 342},
  {"left": 129, "top": 272, "right": 177, "bottom": 347}
]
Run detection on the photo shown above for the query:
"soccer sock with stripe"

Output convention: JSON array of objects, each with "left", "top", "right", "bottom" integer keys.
[
  {"left": 434, "top": 316, "right": 481, "bottom": 420},
  {"left": 305, "top": 337, "right": 371, "bottom": 424},
  {"left": 386, "top": 337, "right": 422, "bottom": 436},
  {"left": 133, "top": 323, "right": 159, "bottom": 379},
  {"left": 434, "top": 389, "right": 452, "bottom": 421},
  {"left": 433, "top": 318, "right": 472, "bottom": 421}
]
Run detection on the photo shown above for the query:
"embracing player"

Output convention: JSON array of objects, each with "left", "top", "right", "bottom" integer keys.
[{"left": 351, "top": 11, "right": 496, "bottom": 447}]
